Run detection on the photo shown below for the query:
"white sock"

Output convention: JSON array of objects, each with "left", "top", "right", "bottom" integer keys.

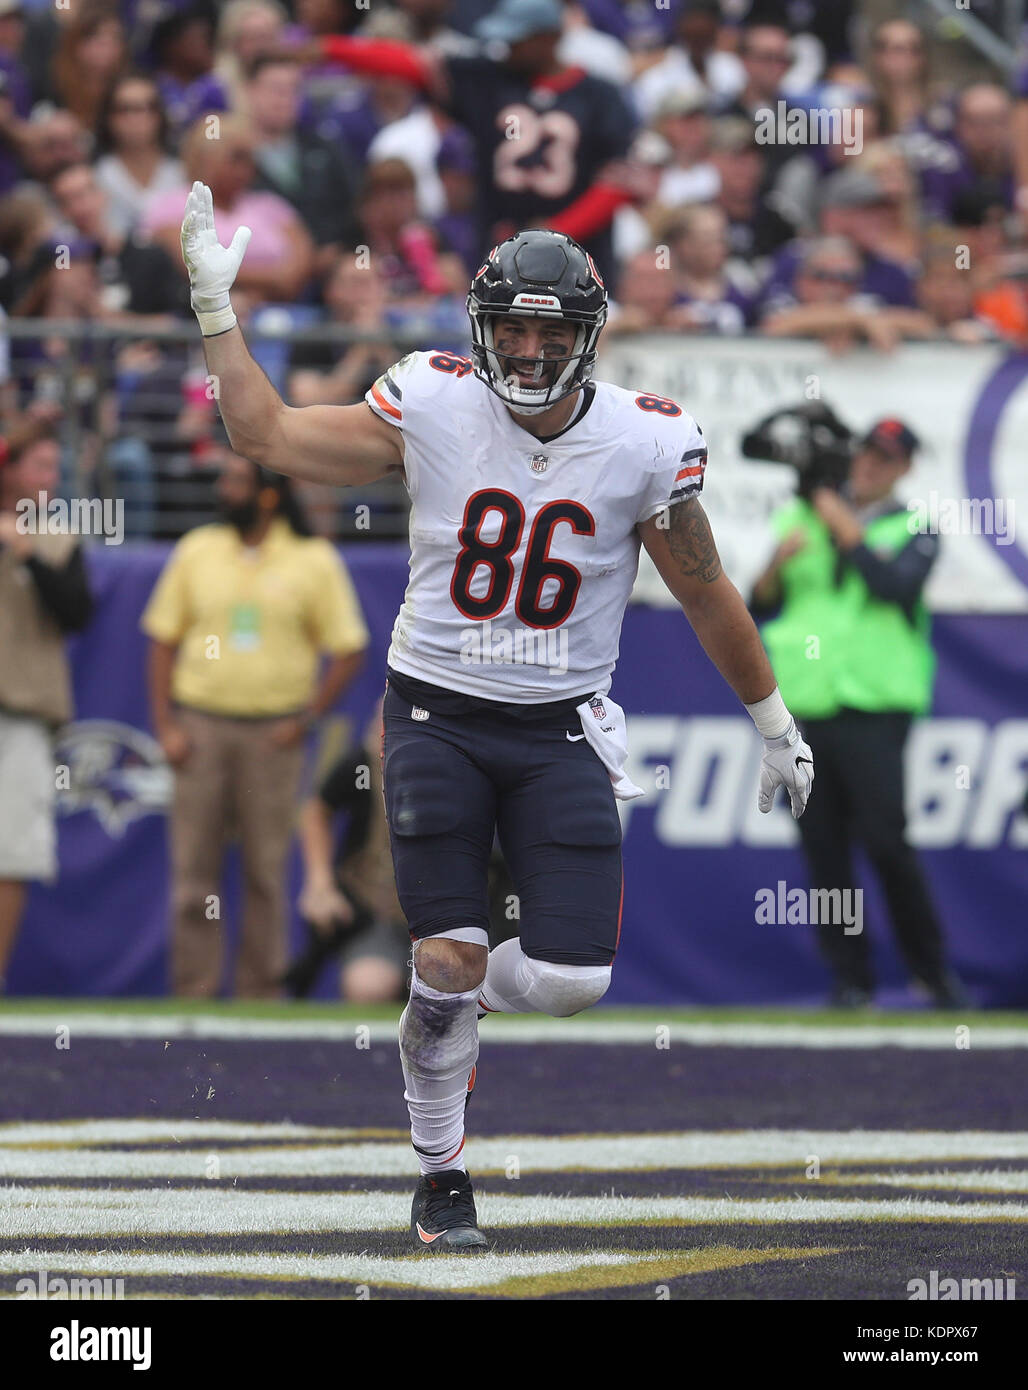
[{"left": 400, "top": 966, "right": 479, "bottom": 1175}]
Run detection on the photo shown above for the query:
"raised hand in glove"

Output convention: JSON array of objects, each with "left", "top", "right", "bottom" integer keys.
[
  {"left": 180, "top": 180, "right": 251, "bottom": 331},
  {"left": 758, "top": 718, "right": 814, "bottom": 819}
]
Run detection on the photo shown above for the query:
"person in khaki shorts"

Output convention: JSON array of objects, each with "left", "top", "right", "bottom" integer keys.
[
  {"left": 0, "top": 422, "right": 94, "bottom": 987},
  {"left": 141, "top": 444, "right": 369, "bottom": 998}
]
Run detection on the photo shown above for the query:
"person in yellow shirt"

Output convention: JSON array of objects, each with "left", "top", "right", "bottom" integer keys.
[{"left": 141, "top": 444, "right": 369, "bottom": 998}]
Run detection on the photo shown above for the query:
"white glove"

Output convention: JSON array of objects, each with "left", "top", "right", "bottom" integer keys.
[
  {"left": 180, "top": 180, "right": 251, "bottom": 330},
  {"left": 758, "top": 718, "right": 814, "bottom": 819}
]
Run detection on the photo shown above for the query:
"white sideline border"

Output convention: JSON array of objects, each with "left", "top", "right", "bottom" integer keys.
[{"left": 0, "top": 1015, "right": 1026, "bottom": 1047}]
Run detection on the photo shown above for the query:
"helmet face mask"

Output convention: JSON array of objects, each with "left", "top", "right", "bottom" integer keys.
[
  {"left": 466, "top": 230, "right": 607, "bottom": 416},
  {"left": 480, "top": 311, "right": 587, "bottom": 415}
]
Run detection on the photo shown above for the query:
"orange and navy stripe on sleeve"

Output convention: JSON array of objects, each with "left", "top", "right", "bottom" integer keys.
[
  {"left": 365, "top": 370, "right": 403, "bottom": 425},
  {"left": 668, "top": 445, "right": 707, "bottom": 502}
]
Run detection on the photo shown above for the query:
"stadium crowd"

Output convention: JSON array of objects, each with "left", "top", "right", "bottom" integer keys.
[{"left": 0, "top": 0, "right": 1026, "bottom": 535}]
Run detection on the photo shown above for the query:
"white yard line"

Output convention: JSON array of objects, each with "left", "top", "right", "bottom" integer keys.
[
  {"left": 860, "top": 1168, "right": 1028, "bottom": 1193},
  {"left": 0, "top": 1186, "right": 1024, "bottom": 1240},
  {"left": 0, "top": 1120, "right": 391, "bottom": 1147},
  {"left": 0, "top": 1245, "right": 650, "bottom": 1292},
  {"left": 2, "top": 1128, "right": 1028, "bottom": 1179}
]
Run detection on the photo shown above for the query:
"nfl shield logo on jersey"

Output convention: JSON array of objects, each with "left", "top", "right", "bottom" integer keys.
[
  {"left": 589, "top": 696, "right": 607, "bottom": 721},
  {"left": 530, "top": 453, "right": 549, "bottom": 474}
]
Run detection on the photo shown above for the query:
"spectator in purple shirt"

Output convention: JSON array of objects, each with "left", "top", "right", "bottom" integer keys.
[
  {"left": 150, "top": 4, "right": 229, "bottom": 145},
  {"left": 920, "top": 84, "right": 1014, "bottom": 223},
  {"left": 579, "top": 0, "right": 679, "bottom": 53},
  {"left": 287, "top": 0, "right": 367, "bottom": 144},
  {"left": 867, "top": 18, "right": 933, "bottom": 138},
  {"left": 0, "top": 1, "right": 33, "bottom": 194},
  {"left": 709, "top": 117, "right": 793, "bottom": 264},
  {"left": 766, "top": 85, "right": 889, "bottom": 244},
  {"left": 666, "top": 202, "right": 757, "bottom": 334},
  {"left": 816, "top": 146, "right": 921, "bottom": 297},
  {"left": 18, "top": 105, "right": 92, "bottom": 187},
  {"left": 758, "top": 234, "right": 927, "bottom": 354},
  {"left": 433, "top": 124, "right": 478, "bottom": 275}
]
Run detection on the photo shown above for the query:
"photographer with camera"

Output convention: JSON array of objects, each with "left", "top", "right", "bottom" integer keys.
[{"left": 748, "top": 406, "right": 967, "bottom": 1009}]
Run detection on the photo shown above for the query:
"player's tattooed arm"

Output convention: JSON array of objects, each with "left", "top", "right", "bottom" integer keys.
[
  {"left": 639, "top": 499, "right": 777, "bottom": 705},
  {"left": 663, "top": 497, "right": 723, "bottom": 584}
]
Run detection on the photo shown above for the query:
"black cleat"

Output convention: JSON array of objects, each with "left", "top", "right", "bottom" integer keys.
[{"left": 411, "top": 1169, "right": 489, "bottom": 1252}]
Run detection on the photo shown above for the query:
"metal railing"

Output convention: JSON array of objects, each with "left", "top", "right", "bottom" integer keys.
[
  {"left": 914, "top": 0, "right": 1025, "bottom": 72},
  {"left": 2, "top": 317, "right": 450, "bottom": 542}
]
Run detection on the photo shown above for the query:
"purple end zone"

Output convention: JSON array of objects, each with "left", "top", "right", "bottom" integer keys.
[{"left": 1, "top": 1037, "right": 1025, "bottom": 1131}]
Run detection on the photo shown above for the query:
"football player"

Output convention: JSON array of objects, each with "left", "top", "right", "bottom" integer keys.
[{"left": 180, "top": 183, "right": 814, "bottom": 1251}]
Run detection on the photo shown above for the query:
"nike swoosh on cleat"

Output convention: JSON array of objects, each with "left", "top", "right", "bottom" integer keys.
[
  {"left": 566, "top": 732, "right": 585, "bottom": 741},
  {"left": 416, "top": 1224, "right": 446, "bottom": 1244}
]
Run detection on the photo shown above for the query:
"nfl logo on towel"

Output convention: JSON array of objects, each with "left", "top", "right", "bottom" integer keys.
[
  {"left": 530, "top": 453, "right": 549, "bottom": 474},
  {"left": 589, "top": 696, "right": 607, "bottom": 720}
]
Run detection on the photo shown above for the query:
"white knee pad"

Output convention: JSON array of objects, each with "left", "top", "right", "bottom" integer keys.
[{"left": 519, "top": 956, "right": 612, "bottom": 1018}]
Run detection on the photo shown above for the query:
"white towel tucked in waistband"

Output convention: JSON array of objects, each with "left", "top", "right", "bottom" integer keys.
[{"left": 574, "top": 692, "right": 645, "bottom": 801}]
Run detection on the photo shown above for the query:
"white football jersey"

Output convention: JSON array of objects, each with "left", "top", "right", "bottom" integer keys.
[{"left": 365, "top": 349, "right": 707, "bottom": 701}]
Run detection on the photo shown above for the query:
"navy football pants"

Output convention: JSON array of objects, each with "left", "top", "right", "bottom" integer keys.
[{"left": 381, "top": 679, "right": 623, "bottom": 966}]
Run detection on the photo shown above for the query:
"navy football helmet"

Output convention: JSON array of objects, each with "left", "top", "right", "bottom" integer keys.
[{"left": 466, "top": 229, "right": 608, "bottom": 415}]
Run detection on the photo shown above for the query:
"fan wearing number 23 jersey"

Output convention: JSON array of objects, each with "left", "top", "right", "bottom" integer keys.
[{"left": 365, "top": 349, "right": 707, "bottom": 702}]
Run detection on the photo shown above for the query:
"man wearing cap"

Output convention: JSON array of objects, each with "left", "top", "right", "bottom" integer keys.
[{"left": 751, "top": 419, "right": 967, "bottom": 1009}]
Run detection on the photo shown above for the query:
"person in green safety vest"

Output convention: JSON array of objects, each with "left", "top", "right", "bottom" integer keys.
[{"left": 751, "top": 417, "right": 969, "bottom": 1009}]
